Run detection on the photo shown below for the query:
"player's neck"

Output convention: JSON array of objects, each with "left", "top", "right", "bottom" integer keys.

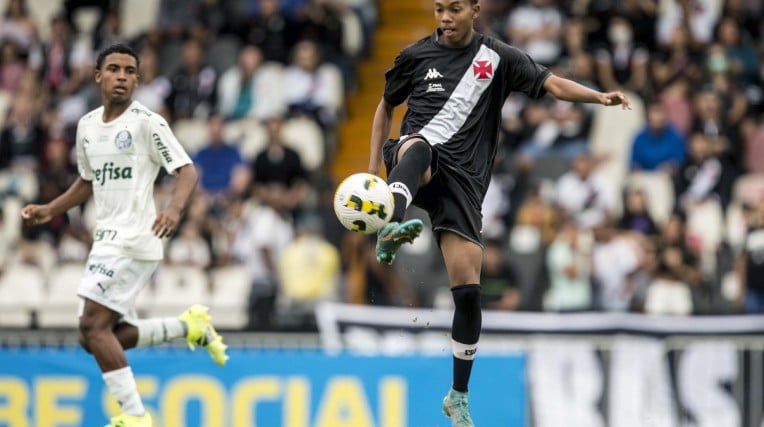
[{"left": 101, "top": 100, "right": 132, "bottom": 123}]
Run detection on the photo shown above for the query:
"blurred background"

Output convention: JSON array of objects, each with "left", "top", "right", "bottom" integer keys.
[{"left": 1, "top": 0, "right": 764, "bottom": 425}]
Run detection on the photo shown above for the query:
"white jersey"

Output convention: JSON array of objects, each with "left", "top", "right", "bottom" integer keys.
[{"left": 76, "top": 101, "right": 192, "bottom": 260}]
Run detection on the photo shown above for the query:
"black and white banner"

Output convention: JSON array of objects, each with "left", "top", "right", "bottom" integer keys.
[{"left": 316, "top": 303, "right": 764, "bottom": 427}]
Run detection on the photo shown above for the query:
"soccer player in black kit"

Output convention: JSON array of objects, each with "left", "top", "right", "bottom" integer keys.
[{"left": 368, "top": 1, "right": 631, "bottom": 425}]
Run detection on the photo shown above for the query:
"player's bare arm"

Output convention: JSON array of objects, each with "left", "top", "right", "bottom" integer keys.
[
  {"left": 152, "top": 163, "right": 198, "bottom": 238},
  {"left": 368, "top": 97, "right": 395, "bottom": 176},
  {"left": 21, "top": 177, "right": 93, "bottom": 226},
  {"left": 543, "top": 74, "right": 632, "bottom": 110}
]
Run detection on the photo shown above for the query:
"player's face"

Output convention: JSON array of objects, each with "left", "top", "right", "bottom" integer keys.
[
  {"left": 95, "top": 53, "right": 139, "bottom": 105},
  {"left": 434, "top": 0, "right": 478, "bottom": 47}
]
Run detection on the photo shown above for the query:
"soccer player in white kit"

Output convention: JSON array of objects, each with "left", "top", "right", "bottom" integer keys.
[{"left": 21, "top": 44, "right": 228, "bottom": 427}]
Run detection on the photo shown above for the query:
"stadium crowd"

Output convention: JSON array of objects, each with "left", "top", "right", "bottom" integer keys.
[{"left": 0, "top": 0, "right": 763, "bottom": 332}]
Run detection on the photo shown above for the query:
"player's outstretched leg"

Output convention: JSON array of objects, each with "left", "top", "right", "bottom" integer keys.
[
  {"left": 375, "top": 218, "right": 424, "bottom": 264},
  {"left": 179, "top": 304, "right": 229, "bottom": 366},
  {"left": 442, "top": 388, "right": 475, "bottom": 427},
  {"left": 104, "top": 413, "right": 153, "bottom": 427}
]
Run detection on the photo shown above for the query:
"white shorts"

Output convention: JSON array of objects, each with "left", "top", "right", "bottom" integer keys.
[{"left": 77, "top": 253, "right": 159, "bottom": 324}]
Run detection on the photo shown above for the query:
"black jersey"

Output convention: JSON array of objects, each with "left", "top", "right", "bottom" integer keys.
[{"left": 384, "top": 30, "right": 550, "bottom": 202}]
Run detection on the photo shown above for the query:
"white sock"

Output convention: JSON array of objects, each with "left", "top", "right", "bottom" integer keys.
[
  {"left": 135, "top": 318, "right": 186, "bottom": 348},
  {"left": 103, "top": 367, "right": 145, "bottom": 417}
]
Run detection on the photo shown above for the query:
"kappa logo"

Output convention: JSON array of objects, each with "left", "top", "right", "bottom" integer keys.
[{"left": 424, "top": 68, "right": 443, "bottom": 81}]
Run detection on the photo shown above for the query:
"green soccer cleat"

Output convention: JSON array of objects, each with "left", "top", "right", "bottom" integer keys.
[
  {"left": 179, "top": 304, "right": 229, "bottom": 366},
  {"left": 442, "top": 388, "right": 475, "bottom": 427},
  {"left": 104, "top": 413, "right": 153, "bottom": 427},
  {"left": 375, "top": 219, "right": 424, "bottom": 264}
]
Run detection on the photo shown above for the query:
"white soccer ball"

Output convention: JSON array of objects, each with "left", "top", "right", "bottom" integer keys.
[{"left": 333, "top": 173, "right": 394, "bottom": 234}]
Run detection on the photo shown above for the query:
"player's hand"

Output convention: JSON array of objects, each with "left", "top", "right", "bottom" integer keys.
[
  {"left": 600, "top": 91, "right": 631, "bottom": 110},
  {"left": 152, "top": 206, "right": 181, "bottom": 238},
  {"left": 20, "top": 204, "right": 53, "bottom": 226}
]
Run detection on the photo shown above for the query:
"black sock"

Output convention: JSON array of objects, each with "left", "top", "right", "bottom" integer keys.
[
  {"left": 387, "top": 140, "right": 431, "bottom": 222},
  {"left": 451, "top": 284, "right": 482, "bottom": 392}
]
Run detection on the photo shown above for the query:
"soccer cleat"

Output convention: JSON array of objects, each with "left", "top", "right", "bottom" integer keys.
[
  {"left": 442, "top": 388, "right": 475, "bottom": 427},
  {"left": 104, "top": 413, "right": 153, "bottom": 427},
  {"left": 179, "top": 304, "right": 229, "bottom": 366},
  {"left": 375, "top": 219, "right": 424, "bottom": 264}
]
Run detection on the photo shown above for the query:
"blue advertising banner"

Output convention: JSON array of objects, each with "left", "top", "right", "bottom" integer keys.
[{"left": 0, "top": 347, "right": 526, "bottom": 427}]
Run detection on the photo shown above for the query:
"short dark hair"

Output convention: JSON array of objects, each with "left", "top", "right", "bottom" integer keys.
[{"left": 95, "top": 43, "right": 140, "bottom": 70}]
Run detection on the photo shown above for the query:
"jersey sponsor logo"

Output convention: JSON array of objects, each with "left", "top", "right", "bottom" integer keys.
[
  {"left": 152, "top": 133, "right": 173, "bottom": 164},
  {"left": 88, "top": 263, "right": 115, "bottom": 278},
  {"left": 94, "top": 162, "right": 133, "bottom": 186},
  {"left": 426, "top": 83, "right": 445, "bottom": 93},
  {"left": 424, "top": 68, "right": 444, "bottom": 80},
  {"left": 473, "top": 60, "right": 493, "bottom": 80},
  {"left": 114, "top": 130, "right": 132, "bottom": 150}
]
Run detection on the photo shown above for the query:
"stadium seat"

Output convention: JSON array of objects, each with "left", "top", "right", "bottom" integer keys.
[
  {"left": 686, "top": 199, "right": 725, "bottom": 276},
  {"left": 340, "top": 8, "right": 364, "bottom": 58},
  {"left": 120, "top": 0, "right": 160, "bottom": 40},
  {"left": 281, "top": 117, "right": 325, "bottom": 172},
  {"left": 0, "top": 263, "right": 45, "bottom": 327},
  {"left": 588, "top": 91, "right": 646, "bottom": 200},
  {"left": 147, "top": 265, "right": 210, "bottom": 318},
  {"left": 625, "top": 170, "right": 675, "bottom": 226},
  {"left": 37, "top": 263, "right": 84, "bottom": 328},
  {"left": 172, "top": 118, "right": 209, "bottom": 156},
  {"left": 223, "top": 118, "right": 267, "bottom": 162},
  {"left": 1, "top": 195, "right": 22, "bottom": 248},
  {"left": 208, "top": 265, "right": 251, "bottom": 330},
  {"left": 0, "top": 90, "right": 11, "bottom": 129}
]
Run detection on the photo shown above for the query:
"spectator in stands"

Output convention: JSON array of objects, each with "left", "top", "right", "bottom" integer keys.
[
  {"left": 741, "top": 115, "right": 764, "bottom": 174},
  {"left": 644, "top": 245, "right": 695, "bottom": 315},
  {"left": 133, "top": 46, "right": 171, "bottom": 118},
  {"left": 674, "top": 132, "right": 732, "bottom": 212},
  {"left": 629, "top": 100, "right": 687, "bottom": 173},
  {"left": 650, "top": 25, "right": 703, "bottom": 90},
  {"left": 618, "top": 185, "right": 659, "bottom": 236},
  {"left": 545, "top": 218, "right": 593, "bottom": 312},
  {"left": 231, "top": 182, "right": 295, "bottom": 330},
  {"left": 277, "top": 212, "right": 340, "bottom": 327},
  {"left": 658, "top": 77, "right": 693, "bottom": 137},
  {"left": 192, "top": 115, "right": 249, "bottom": 200},
  {"left": 0, "top": 0, "right": 39, "bottom": 57},
  {"left": 167, "top": 220, "right": 212, "bottom": 269},
  {"left": 344, "top": 233, "right": 415, "bottom": 306},
  {"left": 714, "top": 16, "right": 760, "bottom": 88},
  {"left": 514, "top": 181, "right": 559, "bottom": 246},
  {"left": 216, "top": 44, "right": 286, "bottom": 121},
  {"left": 656, "top": 0, "right": 722, "bottom": 50},
  {"left": 594, "top": 15, "right": 649, "bottom": 96},
  {"left": 284, "top": 40, "right": 344, "bottom": 130},
  {"left": 34, "top": 12, "right": 91, "bottom": 101},
  {"left": 251, "top": 115, "right": 308, "bottom": 215},
  {"left": 0, "top": 94, "right": 44, "bottom": 171},
  {"left": 0, "top": 40, "right": 26, "bottom": 93},
  {"left": 166, "top": 37, "right": 218, "bottom": 121},
  {"left": 480, "top": 237, "right": 521, "bottom": 311},
  {"left": 555, "top": 151, "right": 617, "bottom": 230},
  {"left": 591, "top": 215, "right": 648, "bottom": 311},
  {"left": 241, "top": 0, "right": 301, "bottom": 64},
  {"left": 504, "top": 0, "right": 564, "bottom": 66},
  {"left": 735, "top": 196, "right": 764, "bottom": 313}
]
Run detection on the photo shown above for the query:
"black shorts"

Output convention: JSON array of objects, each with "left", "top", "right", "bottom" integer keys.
[{"left": 383, "top": 135, "right": 484, "bottom": 247}]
